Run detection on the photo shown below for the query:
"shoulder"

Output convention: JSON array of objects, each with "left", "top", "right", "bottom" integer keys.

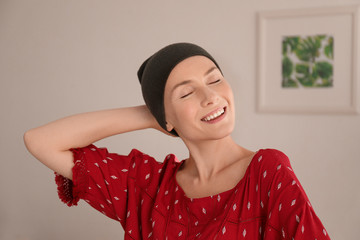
[
  {"left": 249, "top": 148, "right": 295, "bottom": 185},
  {"left": 255, "top": 148, "right": 291, "bottom": 169},
  {"left": 129, "top": 149, "right": 180, "bottom": 169},
  {"left": 128, "top": 149, "right": 180, "bottom": 183}
]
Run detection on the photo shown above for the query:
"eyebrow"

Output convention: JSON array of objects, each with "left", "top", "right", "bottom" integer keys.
[{"left": 171, "top": 66, "right": 219, "bottom": 93}]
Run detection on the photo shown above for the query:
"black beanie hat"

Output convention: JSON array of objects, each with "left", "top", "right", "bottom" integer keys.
[{"left": 137, "top": 42, "right": 221, "bottom": 136}]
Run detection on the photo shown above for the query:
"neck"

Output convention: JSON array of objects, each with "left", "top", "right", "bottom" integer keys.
[{"left": 181, "top": 135, "right": 248, "bottom": 183}]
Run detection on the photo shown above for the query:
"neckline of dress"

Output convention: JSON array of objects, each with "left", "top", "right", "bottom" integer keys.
[{"left": 173, "top": 149, "right": 261, "bottom": 202}]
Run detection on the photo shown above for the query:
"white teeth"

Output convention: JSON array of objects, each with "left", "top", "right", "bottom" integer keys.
[{"left": 203, "top": 108, "right": 225, "bottom": 121}]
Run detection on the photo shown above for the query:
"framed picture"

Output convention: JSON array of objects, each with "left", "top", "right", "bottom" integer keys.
[{"left": 257, "top": 5, "right": 359, "bottom": 114}]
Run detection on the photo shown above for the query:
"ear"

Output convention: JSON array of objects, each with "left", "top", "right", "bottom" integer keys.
[{"left": 166, "top": 121, "right": 174, "bottom": 132}]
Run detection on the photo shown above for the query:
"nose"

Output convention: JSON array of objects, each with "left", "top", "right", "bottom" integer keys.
[{"left": 200, "top": 87, "right": 219, "bottom": 107}]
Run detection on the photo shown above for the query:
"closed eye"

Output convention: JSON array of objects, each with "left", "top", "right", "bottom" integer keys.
[
  {"left": 209, "top": 79, "right": 221, "bottom": 84},
  {"left": 180, "top": 92, "right": 193, "bottom": 99}
]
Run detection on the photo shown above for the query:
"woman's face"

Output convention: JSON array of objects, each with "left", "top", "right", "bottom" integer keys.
[{"left": 163, "top": 56, "right": 235, "bottom": 141}]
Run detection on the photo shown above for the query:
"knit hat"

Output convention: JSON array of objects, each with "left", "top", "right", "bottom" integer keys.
[{"left": 137, "top": 42, "right": 221, "bottom": 136}]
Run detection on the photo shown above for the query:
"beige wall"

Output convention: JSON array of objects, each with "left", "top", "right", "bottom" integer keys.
[{"left": 1, "top": 0, "right": 359, "bottom": 239}]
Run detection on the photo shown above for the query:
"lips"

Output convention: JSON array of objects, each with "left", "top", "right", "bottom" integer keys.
[{"left": 201, "top": 107, "right": 226, "bottom": 122}]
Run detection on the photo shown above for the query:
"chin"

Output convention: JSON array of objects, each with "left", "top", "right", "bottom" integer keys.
[
  {"left": 210, "top": 127, "right": 234, "bottom": 140},
  {"left": 180, "top": 125, "right": 234, "bottom": 142}
]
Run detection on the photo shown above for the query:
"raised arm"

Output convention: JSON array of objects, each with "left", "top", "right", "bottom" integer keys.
[{"left": 23, "top": 105, "right": 160, "bottom": 180}]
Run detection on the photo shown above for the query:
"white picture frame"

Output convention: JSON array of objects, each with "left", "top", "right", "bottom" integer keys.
[{"left": 256, "top": 5, "right": 359, "bottom": 114}]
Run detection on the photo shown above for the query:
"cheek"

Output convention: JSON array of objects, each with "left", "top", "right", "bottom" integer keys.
[
  {"left": 223, "top": 83, "right": 234, "bottom": 103},
  {"left": 227, "top": 89, "right": 235, "bottom": 105},
  {"left": 166, "top": 101, "right": 198, "bottom": 132},
  {"left": 173, "top": 102, "right": 197, "bottom": 122}
]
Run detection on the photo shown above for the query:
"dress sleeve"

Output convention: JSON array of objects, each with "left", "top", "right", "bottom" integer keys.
[
  {"left": 261, "top": 150, "right": 330, "bottom": 240},
  {"left": 54, "top": 144, "right": 158, "bottom": 226}
]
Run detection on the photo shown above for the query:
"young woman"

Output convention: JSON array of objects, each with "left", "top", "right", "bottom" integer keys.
[{"left": 24, "top": 43, "right": 330, "bottom": 239}]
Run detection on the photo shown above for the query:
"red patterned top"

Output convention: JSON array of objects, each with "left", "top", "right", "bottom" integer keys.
[{"left": 55, "top": 145, "right": 331, "bottom": 239}]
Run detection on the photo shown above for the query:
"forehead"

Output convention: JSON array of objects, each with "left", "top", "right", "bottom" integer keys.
[{"left": 166, "top": 56, "right": 218, "bottom": 86}]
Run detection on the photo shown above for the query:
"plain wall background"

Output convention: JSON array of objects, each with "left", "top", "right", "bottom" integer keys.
[{"left": 1, "top": 0, "right": 359, "bottom": 239}]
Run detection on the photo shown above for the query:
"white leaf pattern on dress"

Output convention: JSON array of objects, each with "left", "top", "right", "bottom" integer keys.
[
  {"left": 222, "top": 226, "right": 226, "bottom": 234},
  {"left": 243, "top": 229, "right": 246, "bottom": 237},
  {"left": 202, "top": 207, "right": 207, "bottom": 214},
  {"left": 291, "top": 199, "right": 296, "bottom": 206},
  {"left": 145, "top": 173, "right": 150, "bottom": 180}
]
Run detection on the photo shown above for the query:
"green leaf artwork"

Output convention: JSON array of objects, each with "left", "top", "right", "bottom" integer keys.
[{"left": 282, "top": 35, "right": 334, "bottom": 88}]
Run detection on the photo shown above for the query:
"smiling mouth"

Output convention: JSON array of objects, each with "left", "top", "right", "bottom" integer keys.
[{"left": 201, "top": 107, "right": 226, "bottom": 122}]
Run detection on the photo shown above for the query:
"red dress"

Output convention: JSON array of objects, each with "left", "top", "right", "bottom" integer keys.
[{"left": 56, "top": 145, "right": 331, "bottom": 239}]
